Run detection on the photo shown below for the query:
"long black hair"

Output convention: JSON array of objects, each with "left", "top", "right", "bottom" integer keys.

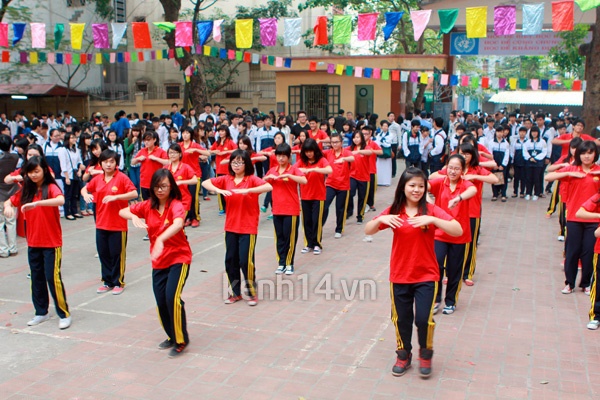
[
  {"left": 458, "top": 143, "right": 480, "bottom": 167},
  {"left": 300, "top": 138, "right": 323, "bottom": 164},
  {"left": 89, "top": 139, "right": 108, "bottom": 167},
  {"left": 228, "top": 149, "right": 254, "bottom": 176},
  {"left": 349, "top": 131, "right": 366, "bottom": 151},
  {"left": 149, "top": 169, "right": 181, "bottom": 210},
  {"left": 574, "top": 140, "right": 599, "bottom": 166},
  {"left": 565, "top": 137, "right": 583, "bottom": 164},
  {"left": 389, "top": 167, "right": 428, "bottom": 216},
  {"left": 20, "top": 156, "right": 59, "bottom": 205}
]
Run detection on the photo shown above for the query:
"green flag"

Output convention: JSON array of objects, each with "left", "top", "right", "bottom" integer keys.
[
  {"left": 575, "top": 0, "right": 600, "bottom": 12},
  {"left": 39, "top": 52, "right": 46, "bottom": 63},
  {"left": 438, "top": 9, "right": 459, "bottom": 35},
  {"left": 268, "top": 55, "right": 275, "bottom": 65},
  {"left": 54, "top": 24, "right": 64, "bottom": 50},
  {"left": 346, "top": 65, "right": 353, "bottom": 76},
  {"left": 153, "top": 22, "right": 176, "bottom": 33},
  {"left": 471, "top": 77, "right": 479, "bottom": 88},
  {"left": 382, "top": 69, "right": 390, "bottom": 80},
  {"left": 72, "top": 53, "right": 80, "bottom": 65},
  {"left": 519, "top": 78, "right": 528, "bottom": 90},
  {"left": 236, "top": 51, "right": 243, "bottom": 61},
  {"left": 333, "top": 15, "right": 352, "bottom": 44},
  {"left": 176, "top": 48, "right": 184, "bottom": 58}
]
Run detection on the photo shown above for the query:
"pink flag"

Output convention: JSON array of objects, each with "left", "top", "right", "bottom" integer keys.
[
  {"left": 354, "top": 67, "right": 363, "bottom": 77},
  {"left": 65, "top": 53, "right": 72, "bottom": 65},
  {"left": 92, "top": 23, "right": 109, "bottom": 49},
  {"left": 461, "top": 75, "right": 469, "bottom": 86},
  {"left": 259, "top": 18, "right": 277, "bottom": 46},
  {"left": 440, "top": 74, "right": 449, "bottom": 85},
  {"left": 531, "top": 79, "right": 539, "bottom": 90},
  {"left": 327, "top": 63, "right": 335, "bottom": 74},
  {"left": 0, "top": 23, "right": 7, "bottom": 47},
  {"left": 410, "top": 10, "right": 431, "bottom": 41},
  {"left": 175, "top": 22, "right": 193, "bottom": 47},
  {"left": 357, "top": 13, "right": 378, "bottom": 41},
  {"left": 275, "top": 56, "right": 283, "bottom": 67},
  {"left": 373, "top": 68, "right": 381, "bottom": 79},
  {"left": 47, "top": 53, "right": 55, "bottom": 64},
  {"left": 410, "top": 71, "right": 418, "bottom": 82},
  {"left": 30, "top": 23, "right": 46, "bottom": 49},
  {"left": 494, "top": 6, "right": 516, "bottom": 36},
  {"left": 213, "top": 20, "right": 223, "bottom": 42},
  {"left": 110, "top": 52, "right": 116, "bottom": 63},
  {"left": 499, "top": 78, "right": 507, "bottom": 89}
]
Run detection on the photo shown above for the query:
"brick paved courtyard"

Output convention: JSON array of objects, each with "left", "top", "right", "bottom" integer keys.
[{"left": 1, "top": 174, "right": 599, "bottom": 399}]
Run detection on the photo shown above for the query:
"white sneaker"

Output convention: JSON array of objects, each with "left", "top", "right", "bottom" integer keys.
[
  {"left": 301, "top": 247, "right": 312, "bottom": 254},
  {"left": 587, "top": 320, "right": 600, "bottom": 330},
  {"left": 585, "top": 287, "right": 591, "bottom": 296},
  {"left": 313, "top": 246, "right": 322, "bottom": 255},
  {"left": 363, "top": 235, "right": 373, "bottom": 242},
  {"left": 532, "top": 195, "right": 539, "bottom": 201},
  {"left": 557, "top": 235, "right": 565, "bottom": 242},
  {"left": 433, "top": 303, "right": 440, "bottom": 315},
  {"left": 27, "top": 314, "right": 49, "bottom": 326},
  {"left": 525, "top": 195, "right": 531, "bottom": 200},
  {"left": 285, "top": 265, "right": 294, "bottom": 275},
  {"left": 59, "top": 316, "right": 72, "bottom": 330},
  {"left": 334, "top": 233, "right": 342, "bottom": 239},
  {"left": 561, "top": 285, "right": 573, "bottom": 294},
  {"left": 275, "top": 265, "right": 286, "bottom": 274}
]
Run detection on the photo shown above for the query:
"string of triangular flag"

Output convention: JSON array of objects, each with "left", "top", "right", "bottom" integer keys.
[{"left": 0, "top": 1, "right": 597, "bottom": 51}]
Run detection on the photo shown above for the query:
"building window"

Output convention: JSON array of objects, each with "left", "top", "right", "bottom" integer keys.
[
  {"left": 225, "top": 92, "right": 241, "bottom": 99},
  {"left": 114, "top": 0, "right": 126, "bottom": 23},
  {"left": 136, "top": 81, "right": 148, "bottom": 93},
  {"left": 165, "top": 84, "right": 180, "bottom": 99},
  {"left": 66, "top": 0, "right": 86, "bottom": 6},
  {"left": 288, "top": 85, "right": 340, "bottom": 120}
]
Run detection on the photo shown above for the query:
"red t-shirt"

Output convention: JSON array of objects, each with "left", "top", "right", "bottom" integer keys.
[
  {"left": 366, "top": 140, "right": 382, "bottom": 174},
  {"left": 429, "top": 177, "right": 474, "bottom": 244},
  {"left": 135, "top": 147, "right": 167, "bottom": 189},
  {"left": 349, "top": 148, "right": 371, "bottom": 182},
  {"left": 129, "top": 200, "right": 192, "bottom": 269},
  {"left": 478, "top": 143, "right": 491, "bottom": 157},
  {"left": 556, "top": 134, "right": 595, "bottom": 158},
  {"left": 581, "top": 193, "right": 600, "bottom": 253},
  {"left": 294, "top": 157, "right": 330, "bottom": 201},
  {"left": 324, "top": 149, "right": 353, "bottom": 191},
  {"left": 439, "top": 165, "right": 491, "bottom": 218},
  {"left": 210, "top": 175, "right": 267, "bottom": 234},
  {"left": 558, "top": 165, "right": 600, "bottom": 223},
  {"left": 86, "top": 171, "right": 136, "bottom": 231},
  {"left": 552, "top": 155, "right": 572, "bottom": 200},
  {"left": 308, "top": 130, "right": 329, "bottom": 149},
  {"left": 165, "top": 163, "right": 196, "bottom": 210},
  {"left": 292, "top": 144, "right": 302, "bottom": 153},
  {"left": 85, "top": 164, "right": 103, "bottom": 175},
  {"left": 376, "top": 204, "right": 453, "bottom": 284},
  {"left": 181, "top": 141, "right": 202, "bottom": 177},
  {"left": 267, "top": 164, "right": 304, "bottom": 216},
  {"left": 10, "top": 184, "right": 63, "bottom": 248},
  {"left": 211, "top": 139, "right": 237, "bottom": 175},
  {"left": 261, "top": 147, "right": 278, "bottom": 170}
]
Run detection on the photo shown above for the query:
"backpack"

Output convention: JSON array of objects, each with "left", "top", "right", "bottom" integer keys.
[{"left": 434, "top": 130, "right": 450, "bottom": 163}]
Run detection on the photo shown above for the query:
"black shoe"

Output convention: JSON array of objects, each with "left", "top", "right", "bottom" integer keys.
[
  {"left": 158, "top": 339, "right": 174, "bottom": 350},
  {"left": 143, "top": 235, "right": 149, "bottom": 241},
  {"left": 392, "top": 350, "right": 412, "bottom": 376},
  {"left": 168, "top": 342, "right": 187, "bottom": 358},
  {"left": 419, "top": 348, "right": 433, "bottom": 379}
]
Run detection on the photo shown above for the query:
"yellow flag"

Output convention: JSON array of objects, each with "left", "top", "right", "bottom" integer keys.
[
  {"left": 335, "top": 64, "right": 344, "bottom": 75},
  {"left": 95, "top": 53, "right": 103, "bottom": 64},
  {"left": 420, "top": 73, "right": 428, "bottom": 84},
  {"left": 156, "top": 50, "right": 163, "bottom": 60},
  {"left": 235, "top": 19, "right": 253, "bottom": 49},
  {"left": 30, "top": 52, "right": 38, "bottom": 64},
  {"left": 70, "top": 23, "right": 86, "bottom": 50},
  {"left": 203, "top": 45, "right": 211, "bottom": 56},
  {"left": 509, "top": 78, "right": 517, "bottom": 90},
  {"left": 466, "top": 7, "right": 487, "bottom": 38}
]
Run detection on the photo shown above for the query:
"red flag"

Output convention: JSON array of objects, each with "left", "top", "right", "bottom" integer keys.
[
  {"left": 391, "top": 70, "right": 400, "bottom": 81},
  {"left": 132, "top": 22, "right": 152, "bottom": 49},
  {"left": 243, "top": 52, "right": 252, "bottom": 63},
  {"left": 80, "top": 54, "right": 87, "bottom": 65},
  {"left": 1, "top": 51, "right": 9, "bottom": 62},
  {"left": 552, "top": 1, "right": 574, "bottom": 32},
  {"left": 309, "top": 61, "right": 317, "bottom": 72},
  {"left": 572, "top": 80, "right": 582, "bottom": 90},
  {"left": 482, "top": 77, "right": 490, "bottom": 88},
  {"left": 168, "top": 49, "right": 175, "bottom": 59},
  {"left": 313, "top": 16, "right": 328, "bottom": 46}
]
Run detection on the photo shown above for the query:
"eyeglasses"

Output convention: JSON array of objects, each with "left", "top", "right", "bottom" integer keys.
[
  {"left": 231, "top": 161, "right": 244, "bottom": 167},
  {"left": 447, "top": 166, "right": 463, "bottom": 172},
  {"left": 154, "top": 184, "right": 171, "bottom": 192},
  {"left": 331, "top": 141, "right": 342, "bottom": 144}
]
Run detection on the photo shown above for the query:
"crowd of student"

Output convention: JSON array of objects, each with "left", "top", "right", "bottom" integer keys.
[{"left": 1, "top": 104, "right": 600, "bottom": 375}]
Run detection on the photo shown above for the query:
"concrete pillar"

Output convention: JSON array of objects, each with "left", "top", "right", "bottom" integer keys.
[{"left": 135, "top": 92, "right": 144, "bottom": 112}]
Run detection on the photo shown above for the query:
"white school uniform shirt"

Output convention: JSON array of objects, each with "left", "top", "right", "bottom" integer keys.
[
  {"left": 402, "top": 133, "right": 421, "bottom": 158},
  {"left": 483, "top": 126, "right": 496, "bottom": 142},
  {"left": 540, "top": 125, "right": 556, "bottom": 158},
  {"left": 229, "top": 125, "right": 240, "bottom": 143},
  {"left": 419, "top": 134, "right": 433, "bottom": 162},
  {"left": 510, "top": 137, "right": 528, "bottom": 159},
  {"left": 59, "top": 147, "right": 82, "bottom": 179},
  {"left": 429, "top": 129, "right": 446, "bottom": 157},
  {"left": 388, "top": 122, "right": 401, "bottom": 145},
  {"left": 156, "top": 125, "right": 169, "bottom": 148},
  {"left": 487, "top": 139, "right": 510, "bottom": 167},
  {"left": 108, "top": 142, "right": 125, "bottom": 170},
  {"left": 522, "top": 139, "right": 547, "bottom": 161}
]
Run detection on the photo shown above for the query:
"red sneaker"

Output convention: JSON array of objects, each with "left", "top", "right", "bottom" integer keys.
[
  {"left": 464, "top": 279, "right": 474, "bottom": 286},
  {"left": 184, "top": 219, "right": 192, "bottom": 227},
  {"left": 247, "top": 296, "right": 258, "bottom": 306},
  {"left": 191, "top": 219, "right": 200, "bottom": 228},
  {"left": 224, "top": 295, "right": 242, "bottom": 304},
  {"left": 419, "top": 349, "right": 433, "bottom": 379},
  {"left": 392, "top": 350, "right": 412, "bottom": 376}
]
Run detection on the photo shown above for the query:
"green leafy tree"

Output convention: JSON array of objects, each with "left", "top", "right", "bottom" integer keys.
[
  {"left": 579, "top": 9, "right": 600, "bottom": 131},
  {"left": 548, "top": 23, "right": 589, "bottom": 79}
]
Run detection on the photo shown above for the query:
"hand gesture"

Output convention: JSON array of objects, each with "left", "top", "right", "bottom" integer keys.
[
  {"left": 102, "top": 195, "right": 117, "bottom": 204},
  {"left": 131, "top": 215, "right": 147, "bottom": 229},
  {"left": 231, "top": 188, "right": 249, "bottom": 195},
  {"left": 137, "top": 156, "right": 146, "bottom": 162},
  {"left": 407, "top": 215, "right": 435, "bottom": 228},
  {"left": 219, "top": 189, "right": 233, "bottom": 197},
  {"left": 83, "top": 193, "right": 94, "bottom": 204},
  {"left": 378, "top": 214, "right": 403, "bottom": 229},
  {"left": 151, "top": 240, "right": 164, "bottom": 261},
  {"left": 333, "top": 158, "right": 345, "bottom": 164},
  {"left": 3, "top": 205, "right": 14, "bottom": 219},
  {"left": 21, "top": 202, "right": 37, "bottom": 213}
]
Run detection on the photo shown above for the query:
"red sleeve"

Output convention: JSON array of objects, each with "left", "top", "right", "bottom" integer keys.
[
  {"left": 10, "top": 190, "right": 22, "bottom": 208},
  {"left": 183, "top": 164, "right": 195, "bottom": 179},
  {"left": 582, "top": 194, "right": 600, "bottom": 213},
  {"left": 375, "top": 206, "right": 392, "bottom": 231},
  {"left": 291, "top": 164, "right": 305, "bottom": 177},
  {"left": 249, "top": 175, "right": 267, "bottom": 187},
  {"left": 476, "top": 166, "right": 491, "bottom": 176},
  {"left": 210, "top": 175, "right": 228, "bottom": 189},
  {"left": 429, "top": 178, "right": 443, "bottom": 197},
  {"left": 371, "top": 142, "right": 382, "bottom": 150},
  {"left": 86, "top": 175, "right": 98, "bottom": 193},
  {"left": 157, "top": 148, "right": 168, "bottom": 159},
  {"left": 553, "top": 155, "right": 567, "bottom": 165},
  {"left": 431, "top": 204, "right": 453, "bottom": 221},
  {"left": 170, "top": 200, "right": 187, "bottom": 220},
  {"left": 210, "top": 141, "right": 218, "bottom": 151},
  {"left": 130, "top": 201, "right": 150, "bottom": 219},
  {"left": 463, "top": 180, "right": 475, "bottom": 189},
  {"left": 134, "top": 148, "right": 145, "bottom": 158},
  {"left": 48, "top": 183, "right": 63, "bottom": 198},
  {"left": 438, "top": 167, "right": 448, "bottom": 176},
  {"left": 122, "top": 173, "right": 137, "bottom": 192}
]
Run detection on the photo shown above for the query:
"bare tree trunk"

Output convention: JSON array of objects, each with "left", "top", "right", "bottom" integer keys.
[
  {"left": 413, "top": 84, "right": 427, "bottom": 111},
  {"left": 580, "top": 8, "right": 600, "bottom": 132}
]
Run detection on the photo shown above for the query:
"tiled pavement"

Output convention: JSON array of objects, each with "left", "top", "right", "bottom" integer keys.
[{"left": 0, "top": 172, "right": 599, "bottom": 399}]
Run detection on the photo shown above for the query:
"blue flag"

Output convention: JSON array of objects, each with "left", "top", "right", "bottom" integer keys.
[
  {"left": 12, "top": 23, "right": 26, "bottom": 46},
  {"left": 197, "top": 21, "right": 213, "bottom": 46},
  {"left": 383, "top": 12, "right": 404, "bottom": 41},
  {"left": 450, "top": 75, "right": 458, "bottom": 86}
]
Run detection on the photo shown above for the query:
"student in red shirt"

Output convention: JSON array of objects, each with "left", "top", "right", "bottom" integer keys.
[
  {"left": 4, "top": 156, "right": 71, "bottom": 329},
  {"left": 347, "top": 130, "right": 374, "bottom": 224},
  {"left": 210, "top": 125, "right": 237, "bottom": 216},
  {"left": 82, "top": 139, "right": 108, "bottom": 184},
  {"left": 575, "top": 193, "right": 600, "bottom": 330},
  {"left": 295, "top": 138, "right": 332, "bottom": 255},
  {"left": 364, "top": 167, "right": 462, "bottom": 379},
  {"left": 307, "top": 116, "right": 330, "bottom": 150},
  {"left": 363, "top": 126, "right": 383, "bottom": 212},
  {"left": 322, "top": 132, "right": 354, "bottom": 239},
  {"left": 291, "top": 131, "right": 307, "bottom": 154},
  {"left": 81, "top": 150, "right": 138, "bottom": 295},
  {"left": 119, "top": 169, "right": 193, "bottom": 357},
  {"left": 429, "top": 155, "right": 477, "bottom": 315},
  {"left": 165, "top": 144, "right": 198, "bottom": 227},
  {"left": 202, "top": 150, "right": 272, "bottom": 305},
  {"left": 546, "top": 140, "right": 600, "bottom": 295},
  {"left": 264, "top": 143, "right": 307, "bottom": 275},
  {"left": 259, "top": 132, "right": 286, "bottom": 218},
  {"left": 552, "top": 119, "right": 597, "bottom": 159},
  {"left": 181, "top": 127, "right": 210, "bottom": 227},
  {"left": 131, "top": 131, "right": 168, "bottom": 201}
]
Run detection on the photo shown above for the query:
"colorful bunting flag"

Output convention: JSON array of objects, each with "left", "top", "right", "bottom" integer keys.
[
  {"left": 383, "top": 12, "right": 404, "bottom": 41},
  {"left": 575, "top": 0, "right": 600, "bottom": 12},
  {"left": 541, "top": 79, "right": 549, "bottom": 90},
  {"left": 391, "top": 70, "right": 400, "bottom": 81},
  {"left": 438, "top": 9, "right": 459, "bottom": 35},
  {"left": 373, "top": 68, "right": 381, "bottom": 79},
  {"left": 313, "top": 16, "right": 328, "bottom": 46},
  {"left": 358, "top": 13, "right": 378, "bottom": 41},
  {"left": 213, "top": 20, "right": 224, "bottom": 43},
  {"left": 175, "top": 22, "right": 193, "bottom": 47},
  {"left": 419, "top": 72, "right": 428, "bottom": 84},
  {"left": 243, "top": 52, "right": 252, "bottom": 63},
  {"left": 461, "top": 75, "right": 469, "bottom": 86},
  {"left": 275, "top": 57, "right": 283, "bottom": 67},
  {"left": 284, "top": 58, "right": 292, "bottom": 68},
  {"left": 153, "top": 22, "right": 175, "bottom": 33},
  {"left": 523, "top": 4, "right": 544, "bottom": 36},
  {"left": 30, "top": 52, "right": 38, "bottom": 64},
  {"left": 494, "top": 6, "right": 516, "bottom": 36},
  {"left": 471, "top": 77, "right": 479, "bottom": 88},
  {"left": 327, "top": 63, "right": 335, "bottom": 74},
  {"left": 466, "top": 7, "right": 487, "bottom": 38},
  {"left": 196, "top": 21, "right": 213, "bottom": 46},
  {"left": 111, "top": 23, "right": 127, "bottom": 49},
  {"left": 499, "top": 78, "right": 507, "bottom": 88},
  {"left": 401, "top": 71, "right": 409, "bottom": 82},
  {"left": 284, "top": 18, "right": 302, "bottom": 46},
  {"left": 132, "top": 22, "right": 152, "bottom": 49},
  {"left": 30, "top": 23, "right": 46, "bottom": 49},
  {"left": 54, "top": 24, "right": 64, "bottom": 50},
  {"left": 92, "top": 23, "right": 109, "bottom": 49},
  {"left": 259, "top": 18, "right": 277, "bottom": 47},
  {"left": 346, "top": 66, "right": 354, "bottom": 76},
  {"left": 552, "top": 1, "right": 574, "bottom": 32},
  {"left": 364, "top": 68, "right": 372, "bottom": 78},
  {"left": 382, "top": 69, "right": 390, "bottom": 80},
  {"left": 333, "top": 15, "right": 352, "bottom": 44},
  {"left": 355, "top": 66, "right": 363, "bottom": 78},
  {"left": 411, "top": 10, "right": 431, "bottom": 41},
  {"left": 572, "top": 80, "right": 582, "bottom": 90},
  {"left": 309, "top": 61, "right": 317, "bottom": 72},
  {"left": 410, "top": 71, "right": 418, "bottom": 83},
  {"left": 0, "top": 24, "right": 7, "bottom": 47},
  {"left": 13, "top": 23, "right": 26, "bottom": 46},
  {"left": 482, "top": 77, "right": 489, "bottom": 88},
  {"left": 531, "top": 79, "right": 539, "bottom": 90},
  {"left": 509, "top": 78, "right": 517, "bottom": 89},
  {"left": 69, "top": 23, "right": 85, "bottom": 50},
  {"left": 335, "top": 64, "right": 344, "bottom": 75},
  {"left": 236, "top": 19, "right": 253, "bottom": 48},
  {"left": 440, "top": 74, "right": 449, "bottom": 85}
]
